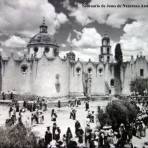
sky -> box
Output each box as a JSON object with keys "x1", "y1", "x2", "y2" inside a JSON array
[{"x1": 0, "y1": 0, "x2": 148, "y2": 61}]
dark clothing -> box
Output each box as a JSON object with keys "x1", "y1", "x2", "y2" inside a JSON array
[
  {"x1": 45, "y1": 131, "x2": 52, "y2": 145},
  {"x1": 67, "y1": 140, "x2": 77, "y2": 148},
  {"x1": 10, "y1": 92, "x2": 14, "y2": 100},
  {"x1": 70, "y1": 109, "x2": 76, "y2": 120},
  {"x1": 90, "y1": 140, "x2": 95, "y2": 148},
  {"x1": 75, "y1": 121, "x2": 81, "y2": 136},
  {"x1": 52, "y1": 126, "x2": 57, "y2": 140},
  {"x1": 85, "y1": 102, "x2": 89, "y2": 111},
  {"x1": 66, "y1": 129, "x2": 73, "y2": 145},
  {"x1": 85, "y1": 126, "x2": 92, "y2": 145},
  {"x1": 58, "y1": 101, "x2": 61, "y2": 108},
  {"x1": 55, "y1": 128, "x2": 61, "y2": 141},
  {"x1": 2, "y1": 92, "x2": 5, "y2": 100},
  {"x1": 51, "y1": 112, "x2": 57, "y2": 122},
  {"x1": 77, "y1": 128, "x2": 84, "y2": 143}
]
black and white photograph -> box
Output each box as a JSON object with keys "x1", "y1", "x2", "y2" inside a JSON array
[{"x1": 0, "y1": 0, "x2": 148, "y2": 147}]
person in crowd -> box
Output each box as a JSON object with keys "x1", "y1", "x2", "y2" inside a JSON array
[
  {"x1": 38, "y1": 110, "x2": 44, "y2": 124},
  {"x1": 45, "y1": 126, "x2": 52, "y2": 147},
  {"x1": 23, "y1": 100, "x2": 27, "y2": 108},
  {"x1": 99, "y1": 132, "x2": 105, "y2": 148},
  {"x1": 141, "y1": 121, "x2": 146, "y2": 137},
  {"x1": 67, "y1": 138, "x2": 77, "y2": 148},
  {"x1": 51, "y1": 109, "x2": 57, "y2": 122},
  {"x1": 58, "y1": 100, "x2": 61, "y2": 108},
  {"x1": 18, "y1": 109, "x2": 23, "y2": 124},
  {"x1": 77, "y1": 126, "x2": 84, "y2": 144},
  {"x1": 85, "y1": 123, "x2": 92, "y2": 147},
  {"x1": 62, "y1": 134, "x2": 66, "y2": 146},
  {"x1": 70, "y1": 108, "x2": 76, "y2": 120},
  {"x1": 85, "y1": 101, "x2": 89, "y2": 111},
  {"x1": 117, "y1": 123, "x2": 128, "y2": 148},
  {"x1": 52, "y1": 122, "x2": 57, "y2": 140},
  {"x1": 33, "y1": 101, "x2": 36, "y2": 111},
  {"x1": 54, "y1": 127, "x2": 61, "y2": 141},
  {"x1": 9, "y1": 106, "x2": 13, "y2": 117},
  {"x1": 77, "y1": 99, "x2": 81, "y2": 106},
  {"x1": 66, "y1": 127, "x2": 73, "y2": 146},
  {"x1": 10, "y1": 92, "x2": 14, "y2": 100},
  {"x1": 39, "y1": 100, "x2": 43, "y2": 110},
  {"x1": 2, "y1": 92, "x2": 5, "y2": 100},
  {"x1": 90, "y1": 111, "x2": 95, "y2": 123},
  {"x1": 75, "y1": 120, "x2": 81, "y2": 137},
  {"x1": 15, "y1": 101, "x2": 19, "y2": 112},
  {"x1": 94, "y1": 129, "x2": 99, "y2": 147}
]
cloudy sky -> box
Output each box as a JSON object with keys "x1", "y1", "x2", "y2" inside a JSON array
[{"x1": 0, "y1": 0, "x2": 148, "y2": 61}]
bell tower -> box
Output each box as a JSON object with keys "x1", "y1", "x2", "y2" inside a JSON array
[{"x1": 99, "y1": 34, "x2": 113, "y2": 63}]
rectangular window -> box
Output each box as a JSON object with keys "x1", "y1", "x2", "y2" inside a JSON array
[{"x1": 140, "y1": 69, "x2": 144, "y2": 77}]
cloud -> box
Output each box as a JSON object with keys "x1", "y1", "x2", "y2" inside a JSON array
[
  {"x1": 0, "y1": 0, "x2": 68, "y2": 37},
  {"x1": 2, "y1": 35, "x2": 26, "y2": 48},
  {"x1": 67, "y1": 0, "x2": 148, "y2": 28},
  {"x1": 120, "y1": 21, "x2": 148, "y2": 60},
  {"x1": 72, "y1": 28, "x2": 102, "y2": 48},
  {"x1": 70, "y1": 7, "x2": 93, "y2": 26},
  {"x1": 65, "y1": 0, "x2": 148, "y2": 61},
  {"x1": 61, "y1": 27, "x2": 116, "y2": 61}
]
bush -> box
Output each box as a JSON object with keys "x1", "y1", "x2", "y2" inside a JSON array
[
  {"x1": 98, "y1": 109, "x2": 112, "y2": 128},
  {"x1": 0, "y1": 123, "x2": 38, "y2": 148},
  {"x1": 97, "y1": 100, "x2": 138, "y2": 130}
]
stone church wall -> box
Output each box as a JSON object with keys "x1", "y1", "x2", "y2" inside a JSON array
[
  {"x1": 69, "y1": 61, "x2": 84, "y2": 97},
  {"x1": 2, "y1": 56, "x2": 31, "y2": 94},
  {"x1": 31, "y1": 55, "x2": 69, "y2": 97}
]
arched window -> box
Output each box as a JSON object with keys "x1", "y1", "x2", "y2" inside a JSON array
[
  {"x1": 88, "y1": 67, "x2": 92, "y2": 73},
  {"x1": 110, "y1": 79, "x2": 114, "y2": 86},
  {"x1": 34, "y1": 47, "x2": 38, "y2": 53},
  {"x1": 21, "y1": 64, "x2": 28, "y2": 74},
  {"x1": 99, "y1": 68, "x2": 103, "y2": 74},
  {"x1": 76, "y1": 67, "x2": 81, "y2": 73},
  {"x1": 45, "y1": 47, "x2": 50, "y2": 53}
]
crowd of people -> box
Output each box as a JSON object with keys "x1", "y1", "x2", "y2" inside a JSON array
[
  {"x1": 6, "y1": 97, "x2": 47, "y2": 127},
  {"x1": 2, "y1": 93, "x2": 148, "y2": 148}
]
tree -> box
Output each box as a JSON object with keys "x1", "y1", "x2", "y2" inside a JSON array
[
  {"x1": 106, "y1": 100, "x2": 138, "y2": 129},
  {"x1": 114, "y1": 43, "x2": 123, "y2": 95},
  {"x1": 97, "y1": 100, "x2": 138, "y2": 130},
  {"x1": 130, "y1": 78, "x2": 148, "y2": 95},
  {"x1": 115, "y1": 43, "x2": 123, "y2": 65}
]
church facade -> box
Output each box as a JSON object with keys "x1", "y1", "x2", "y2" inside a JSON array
[{"x1": 0, "y1": 20, "x2": 147, "y2": 98}]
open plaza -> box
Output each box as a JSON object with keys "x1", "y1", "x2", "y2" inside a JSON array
[{"x1": 0, "y1": 95, "x2": 148, "y2": 148}]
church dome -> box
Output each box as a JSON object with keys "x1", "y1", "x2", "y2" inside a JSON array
[
  {"x1": 28, "y1": 32, "x2": 57, "y2": 46},
  {"x1": 27, "y1": 18, "x2": 58, "y2": 47}
]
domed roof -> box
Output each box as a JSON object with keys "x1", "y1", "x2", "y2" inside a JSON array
[
  {"x1": 28, "y1": 32, "x2": 57, "y2": 45},
  {"x1": 67, "y1": 51, "x2": 75, "y2": 56},
  {"x1": 27, "y1": 18, "x2": 58, "y2": 47}
]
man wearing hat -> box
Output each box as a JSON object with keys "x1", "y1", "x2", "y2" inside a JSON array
[
  {"x1": 85, "y1": 123, "x2": 92, "y2": 147},
  {"x1": 45, "y1": 126, "x2": 52, "y2": 147}
]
